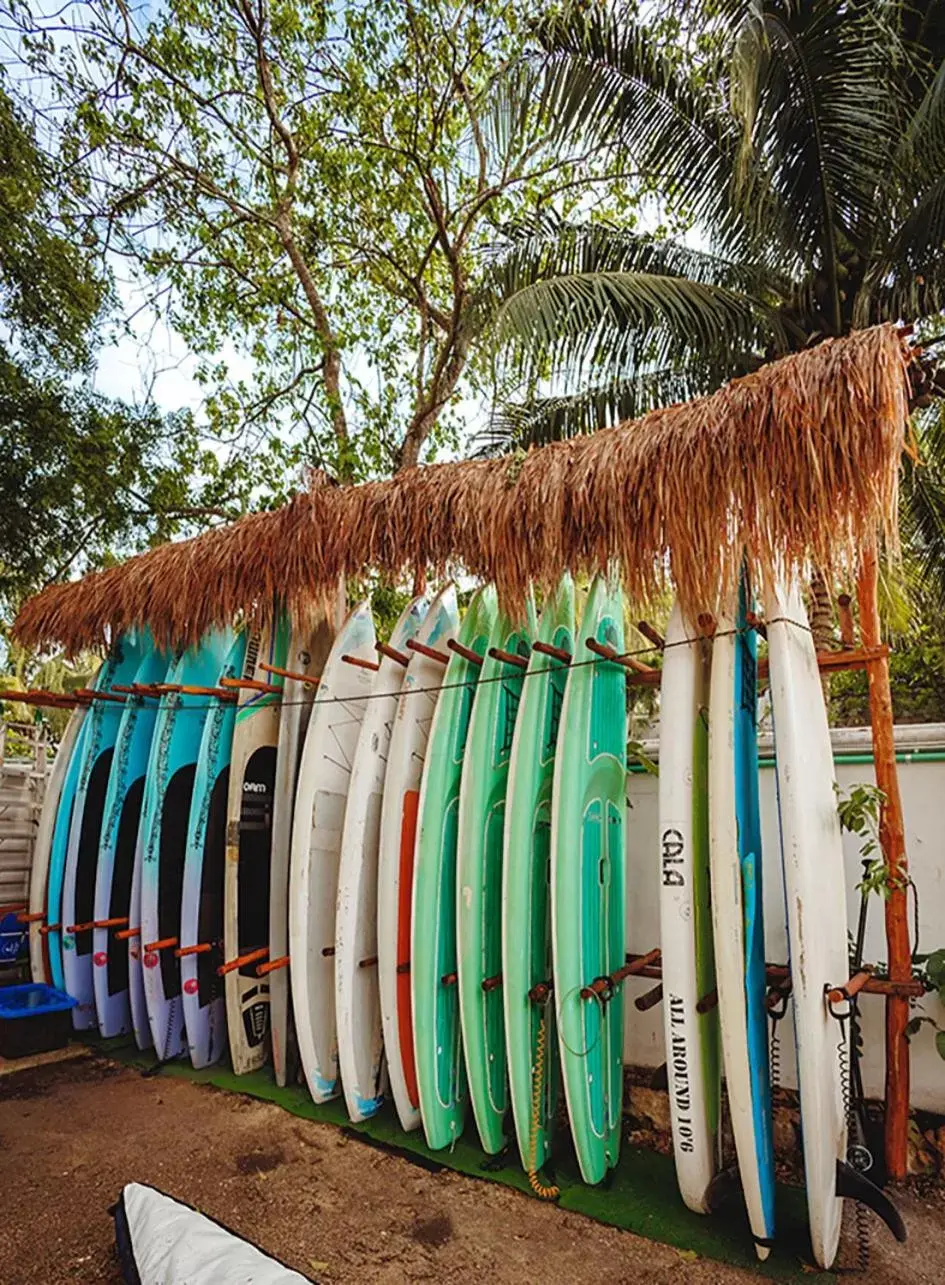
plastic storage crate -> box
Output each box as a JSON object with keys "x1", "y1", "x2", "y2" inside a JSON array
[{"x1": 0, "y1": 984, "x2": 77, "y2": 1058}]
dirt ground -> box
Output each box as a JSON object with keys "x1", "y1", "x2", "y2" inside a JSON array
[{"x1": 1, "y1": 1050, "x2": 943, "y2": 1284}]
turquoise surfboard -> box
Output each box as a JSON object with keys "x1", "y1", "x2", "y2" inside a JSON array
[
  {"x1": 503, "y1": 574, "x2": 574, "y2": 1172},
  {"x1": 456, "y1": 596, "x2": 535, "y2": 1153},
  {"x1": 62, "y1": 632, "x2": 149, "y2": 1028},
  {"x1": 139, "y1": 629, "x2": 234, "y2": 1060},
  {"x1": 180, "y1": 631, "x2": 247, "y2": 1069},
  {"x1": 46, "y1": 677, "x2": 98, "y2": 991},
  {"x1": 551, "y1": 575, "x2": 627, "y2": 1184},
  {"x1": 413, "y1": 586, "x2": 497, "y2": 1150},
  {"x1": 93, "y1": 646, "x2": 172, "y2": 1037}
]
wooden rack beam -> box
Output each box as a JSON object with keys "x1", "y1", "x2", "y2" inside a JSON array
[{"x1": 619, "y1": 952, "x2": 924, "y2": 1000}]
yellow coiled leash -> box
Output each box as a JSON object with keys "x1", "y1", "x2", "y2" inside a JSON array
[{"x1": 527, "y1": 1014, "x2": 560, "y2": 1200}]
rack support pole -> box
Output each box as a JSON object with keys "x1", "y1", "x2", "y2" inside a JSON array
[{"x1": 857, "y1": 542, "x2": 910, "y2": 1181}]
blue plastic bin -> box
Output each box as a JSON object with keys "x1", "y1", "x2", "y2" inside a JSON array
[{"x1": 0, "y1": 983, "x2": 77, "y2": 1058}]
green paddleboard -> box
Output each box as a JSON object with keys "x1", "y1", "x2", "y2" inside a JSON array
[
  {"x1": 412, "y1": 586, "x2": 497, "y2": 1150},
  {"x1": 502, "y1": 574, "x2": 574, "y2": 1172},
  {"x1": 551, "y1": 573, "x2": 627, "y2": 1185},
  {"x1": 456, "y1": 596, "x2": 536, "y2": 1154}
]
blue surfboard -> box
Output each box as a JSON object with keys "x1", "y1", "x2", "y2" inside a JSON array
[
  {"x1": 46, "y1": 693, "x2": 96, "y2": 992},
  {"x1": 733, "y1": 577, "x2": 776, "y2": 1246},
  {"x1": 139, "y1": 630, "x2": 235, "y2": 1060},
  {"x1": 93, "y1": 647, "x2": 172, "y2": 1037},
  {"x1": 61, "y1": 633, "x2": 150, "y2": 1027},
  {"x1": 180, "y1": 632, "x2": 247, "y2": 1068}
]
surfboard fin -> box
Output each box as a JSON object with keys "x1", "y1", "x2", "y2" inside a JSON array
[
  {"x1": 836, "y1": 1160, "x2": 907, "y2": 1242},
  {"x1": 704, "y1": 1164, "x2": 740, "y2": 1212}
]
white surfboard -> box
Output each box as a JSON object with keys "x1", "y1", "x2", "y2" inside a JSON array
[
  {"x1": 28, "y1": 706, "x2": 86, "y2": 983},
  {"x1": 658, "y1": 603, "x2": 721, "y2": 1213},
  {"x1": 766, "y1": 579, "x2": 847, "y2": 1270},
  {"x1": 270, "y1": 609, "x2": 339, "y2": 1089},
  {"x1": 377, "y1": 586, "x2": 458, "y2": 1132},
  {"x1": 290, "y1": 601, "x2": 375, "y2": 1103},
  {"x1": 335, "y1": 596, "x2": 427, "y2": 1121}
]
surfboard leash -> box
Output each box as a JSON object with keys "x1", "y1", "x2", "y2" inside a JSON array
[
  {"x1": 827, "y1": 953, "x2": 875, "y2": 1274},
  {"x1": 527, "y1": 998, "x2": 560, "y2": 1201}
]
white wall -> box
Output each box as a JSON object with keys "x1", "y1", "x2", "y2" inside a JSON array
[{"x1": 622, "y1": 726, "x2": 945, "y2": 1114}]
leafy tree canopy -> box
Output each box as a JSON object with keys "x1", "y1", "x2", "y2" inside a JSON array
[
  {"x1": 7, "y1": 0, "x2": 629, "y2": 481},
  {"x1": 0, "y1": 79, "x2": 290, "y2": 620}
]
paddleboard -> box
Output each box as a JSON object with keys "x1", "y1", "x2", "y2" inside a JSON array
[
  {"x1": 457, "y1": 598, "x2": 535, "y2": 1153},
  {"x1": 180, "y1": 632, "x2": 247, "y2": 1068},
  {"x1": 659, "y1": 603, "x2": 721, "y2": 1212},
  {"x1": 47, "y1": 697, "x2": 96, "y2": 993},
  {"x1": 224, "y1": 618, "x2": 290, "y2": 1075},
  {"x1": 62, "y1": 634, "x2": 147, "y2": 1028},
  {"x1": 766, "y1": 579, "x2": 847, "y2": 1269},
  {"x1": 378, "y1": 585, "x2": 458, "y2": 1133},
  {"x1": 503, "y1": 575, "x2": 574, "y2": 1172},
  {"x1": 336, "y1": 596, "x2": 427, "y2": 1121},
  {"x1": 93, "y1": 648, "x2": 171, "y2": 1037},
  {"x1": 290, "y1": 601, "x2": 375, "y2": 1103},
  {"x1": 413, "y1": 586, "x2": 497, "y2": 1150},
  {"x1": 140, "y1": 630, "x2": 234, "y2": 1060},
  {"x1": 551, "y1": 574, "x2": 627, "y2": 1184},
  {"x1": 127, "y1": 837, "x2": 151, "y2": 1051},
  {"x1": 29, "y1": 704, "x2": 86, "y2": 984},
  {"x1": 708, "y1": 580, "x2": 775, "y2": 1256},
  {"x1": 270, "y1": 611, "x2": 339, "y2": 1088}
]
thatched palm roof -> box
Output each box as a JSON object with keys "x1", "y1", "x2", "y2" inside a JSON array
[{"x1": 14, "y1": 324, "x2": 911, "y2": 653}]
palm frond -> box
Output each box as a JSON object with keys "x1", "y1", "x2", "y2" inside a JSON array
[
  {"x1": 897, "y1": 52, "x2": 945, "y2": 206},
  {"x1": 857, "y1": 176, "x2": 945, "y2": 324},
  {"x1": 525, "y1": 5, "x2": 778, "y2": 262},
  {"x1": 477, "y1": 366, "x2": 726, "y2": 455},
  {"x1": 488, "y1": 267, "x2": 778, "y2": 392},
  {"x1": 901, "y1": 401, "x2": 945, "y2": 610},
  {"x1": 486, "y1": 214, "x2": 788, "y2": 297},
  {"x1": 735, "y1": 2, "x2": 900, "y2": 288}
]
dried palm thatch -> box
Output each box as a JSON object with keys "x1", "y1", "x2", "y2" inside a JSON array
[{"x1": 15, "y1": 324, "x2": 911, "y2": 653}]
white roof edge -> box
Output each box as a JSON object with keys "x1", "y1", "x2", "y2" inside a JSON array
[{"x1": 636, "y1": 722, "x2": 945, "y2": 761}]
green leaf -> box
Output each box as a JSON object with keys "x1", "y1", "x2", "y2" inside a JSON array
[{"x1": 936, "y1": 1031, "x2": 945, "y2": 1061}]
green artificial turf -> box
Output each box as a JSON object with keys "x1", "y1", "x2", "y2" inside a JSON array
[{"x1": 88, "y1": 1035, "x2": 828, "y2": 1282}]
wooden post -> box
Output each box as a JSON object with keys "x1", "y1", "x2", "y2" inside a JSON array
[{"x1": 856, "y1": 542, "x2": 910, "y2": 1181}]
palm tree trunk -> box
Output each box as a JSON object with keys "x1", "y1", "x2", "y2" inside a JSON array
[{"x1": 808, "y1": 567, "x2": 836, "y2": 706}]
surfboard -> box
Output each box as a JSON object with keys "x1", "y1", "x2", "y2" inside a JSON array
[
  {"x1": 270, "y1": 612, "x2": 339, "y2": 1089},
  {"x1": 127, "y1": 837, "x2": 151, "y2": 1051},
  {"x1": 413, "y1": 585, "x2": 497, "y2": 1150},
  {"x1": 224, "y1": 619, "x2": 290, "y2": 1075},
  {"x1": 29, "y1": 704, "x2": 86, "y2": 984},
  {"x1": 62, "y1": 633, "x2": 147, "y2": 1028},
  {"x1": 551, "y1": 574, "x2": 627, "y2": 1185},
  {"x1": 180, "y1": 632, "x2": 247, "y2": 1069},
  {"x1": 47, "y1": 697, "x2": 97, "y2": 993},
  {"x1": 140, "y1": 630, "x2": 235, "y2": 1060},
  {"x1": 503, "y1": 575, "x2": 574, "y2": 1173},
  {"x1": 290, "y1": 601, "x2": 375, "y2": 1103},
  {"x1": 336, "y1": 596, "x2": 427, "y2": 1121},
  {"x1": 377, "y1": 585, "x2": 458, "y2": 1133},
  {"x1": 457, "y1": 598, "x2": 535, "y2": 1154},
  {"x1": 47, "y1": 697, "x2": 96, "y2": 994},
  {"x1": 93, "y1": 648, "x2": 171, "y2": 1038},
  {"x1": 708, "y1": 580, "x2": 775, "y2": 1257},
  {"x1": 766, "y1": 579, "x2": 847, "y2": 1269},
  {"x1": 659, "y1": 603, "x2": 721, "y2": 1213}
]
